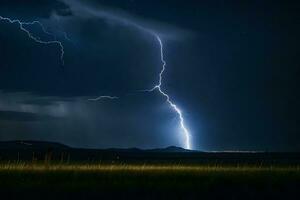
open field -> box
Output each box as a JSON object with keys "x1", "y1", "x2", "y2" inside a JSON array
[
  {"x1": 1, "y1": 163, "x2": 300, "y2": 199},
  {"x1": 1, "y1": 142, "x2": 300, "y2": 199}
]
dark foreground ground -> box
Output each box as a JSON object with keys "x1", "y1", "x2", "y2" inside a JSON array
[
  {"x1": 0, "y1": 141, "x2": 300, "y2": 200},
  {"x1": 1, "y1": 164, "x2": 300, "y2": 200}
]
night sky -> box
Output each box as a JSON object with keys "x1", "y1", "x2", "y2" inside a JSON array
[{"x1": 0, "y1": 0, "x2": 299, "y2": 151}]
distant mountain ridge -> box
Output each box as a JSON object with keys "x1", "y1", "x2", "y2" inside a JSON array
[
  {"x1": 0, "y1": 140, "x2": 190, "y2": 152},
  {"x1": 0, "y1": 140, "x2": 70, "y2": 150},
  {"x1": 148, "y1": 146, "x2": 192, "y2": 152}
]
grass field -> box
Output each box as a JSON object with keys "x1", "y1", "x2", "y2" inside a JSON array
[{"x1": 0, "y1": 163, "x2": 300, "y2": 199}]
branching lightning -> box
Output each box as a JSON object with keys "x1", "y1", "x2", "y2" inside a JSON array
[
  {"x1": 87, "y1": 33, "x2": 192, "y2": 149},
  {"x1": 145, "y1": 34, "x2": 191, "y2": 150},
  {"x1": 0, "y1": 16, "x2": 65, "y2": 65}
]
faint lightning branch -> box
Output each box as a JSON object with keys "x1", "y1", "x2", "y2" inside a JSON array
[
  {"x1": 146, "y1": 34, "x2": 191, "y2": 150},
  {"x1": 62, "y1": 32, "x2": 72, "y2": 42},
  {"x1": 0, "y1": 16, "x2": 65, "y2": 65},
  {"x1": 88, "y1": 96, "x2": 119, "y2": 101},
  {"x1": 55, "y1": 30, "x2": 72, "y2": 42}
]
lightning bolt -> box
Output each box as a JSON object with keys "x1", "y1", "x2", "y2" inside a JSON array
[
  {"x1": 144, "y1": 34, "x2": 192, "y2": 150},
  {"x1": 85, "y1": 30, "x2": 192, "y2": 149},
  {"x1": 0, "y1": 16, "x2": 65, "y2": 65},
  {"x1": 88, "y1": 96, "x2": 119, "y2": 101},
  {"x1": 60, "y1": 0, "x2": 192, "y2": 148}
]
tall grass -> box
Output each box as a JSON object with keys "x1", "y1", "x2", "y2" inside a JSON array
[
  {"x1": 0, "y1": 162, "x2": 299, "y2": 172},
  {"x1": 0, "y1": 163, "x2": 299, "y2": 199}
]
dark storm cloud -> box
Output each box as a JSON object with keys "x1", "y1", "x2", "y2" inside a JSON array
[
  {"x1": 60, "y1": 0, "x2": 192, "y2": 40},
  {"x1": 0, "y1": 12, "x2": 158, "y2": 96},
  {"x1": 0, "y1": 0, "x2": 187, "y2": 148},
  {"x1": 0, "y1": 0, "x2": 71, "y2": 19},
  {"x1": 0, "y1": 111, "x2": 59, "y2": 122},
  {"x1": 19, "y1": 97, "x2": 73, "y2": 106},
  {"x1": 20, "y1": 99, "x2": 60, "y2": 107},
  {"x1": 0, "y1": 0, "x2": 190, "y2": 97},
  {"x1": 0, "y1": 91, "x2": 184, "y2": 148}
]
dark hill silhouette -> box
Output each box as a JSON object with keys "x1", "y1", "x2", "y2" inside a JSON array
[
  {"x1": 0, "y1": 140, "x2": 69, "y2": 150},
  {"x1": 0, "y1": 141, "x2": 190, "y2": 153},
  {"x1": 148, "y1": 146, "x2": 192, "y2": 153}
]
